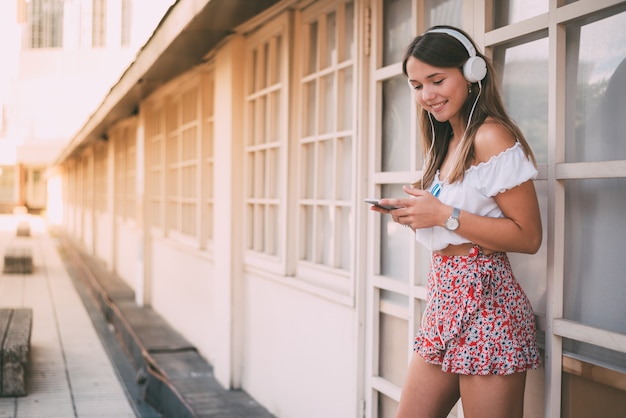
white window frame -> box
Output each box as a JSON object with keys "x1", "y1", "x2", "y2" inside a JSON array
[
  {"x1": 485, "y1": 0, "x2": 626, "y2": 415},
  {"x1": 112, "y1": 120, "x2": 137, "y2": 225},
  {"x1": 292, "y1": 0, "x2": 359, "y2": 301},
  {"x1": 162, "y1": 76, "x2": 203, "y2": 247},
  {"x1": 145, "y1": 101, "x2": 166, "y2": 232},
  {"x1": 242, "y1": 12, "x2": 291, "y2": 274}
]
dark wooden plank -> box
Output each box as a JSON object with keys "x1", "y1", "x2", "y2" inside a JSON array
[
  {"x1": 147, "y1": 351, "x2": 274, "y2": 418},
  {"x1": 115, "y1": 301, "x2": 193, "y2": 352},
  {"x1": 1, "y1": 308, "x2": 33, "y2": 397}
]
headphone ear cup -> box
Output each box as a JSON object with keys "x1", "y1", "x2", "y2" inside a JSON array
[{"x1": 463, "y1": 56, "x2": 487, "y2": 83}]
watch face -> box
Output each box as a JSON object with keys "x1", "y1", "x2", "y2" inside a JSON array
[{"x1": 445, "y1": 217, "x2": 459, "y2": 231}]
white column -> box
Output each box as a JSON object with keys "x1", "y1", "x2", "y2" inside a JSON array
[{"x1": 212, "y1": 34, "x2": 245, "y2": 389}]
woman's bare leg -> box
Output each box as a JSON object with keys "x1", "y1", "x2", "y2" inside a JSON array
[
  {"x1": 395, "y1": 353, "x2": 460, "y2": 418},
  {"x1": 459, "y1": 372, "x2": 527, "y2": 418}
]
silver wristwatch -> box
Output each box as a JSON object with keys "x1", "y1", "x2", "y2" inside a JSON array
[{"x1": 445, "y1": 207, "x2": 460, "y2": 231}]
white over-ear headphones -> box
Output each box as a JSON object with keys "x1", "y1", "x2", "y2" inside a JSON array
[{"x1": 427, "y1": 28, "x2": 487, "y2": 83}]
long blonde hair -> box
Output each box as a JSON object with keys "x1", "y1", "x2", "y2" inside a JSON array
[{"x1": 402, "y1": 26, "x2": 536, "y2": 189}]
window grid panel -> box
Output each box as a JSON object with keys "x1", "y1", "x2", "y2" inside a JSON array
[
  {"x1": 162, "y1": 83, "x2": 202, "y2": 239},
  {"x1": 298, "y1": 1, "x2": 355, "y2": 272},
  {"x1": 94, "y1": 144, "x2": 107, "y2": 213},
  {"x1": 114, "y1": 134, "x2": 126, "y2": 220},
  {"x1": 244, "y1": 29, "x2": 285, "y2": 257},
  {"x1": 125, "y1": 128, "x2": 136, "y2": 221},
  {"x1": 147, "y1": 106, "x2": 164, "y2": 228},
  {"x1": 82, "y1": 158, "x2": 92, "y2": 211},
  {"x1": 28, "y1": 0, "x2": 64, "y2": 48},
  {"x1": 369, "y1": 1, "x2": 466, "y2": 415},
  {"x1": 203, "y1": 72, "x2": 215, "y2": 243},
  {"x1": 92, "y1": 0, "x2": 106, "y2": 47}
]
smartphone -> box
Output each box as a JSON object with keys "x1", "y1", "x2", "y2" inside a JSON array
[{"x1": 364, "y1": 198, "x2": 402, "y2": 211}]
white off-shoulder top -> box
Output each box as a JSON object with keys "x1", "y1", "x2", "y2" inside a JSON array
[{"x1": 415, "y1": 142, "x2": 537, "y2": 251}]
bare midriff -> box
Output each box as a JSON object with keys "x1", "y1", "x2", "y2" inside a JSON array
[{"x1": 435, "y1": 242, "x2": 496, "y2": 256}]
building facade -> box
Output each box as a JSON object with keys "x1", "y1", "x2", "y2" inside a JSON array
[
  {"x1": 0, "y1": 0, "x2": 173, "y2": 212},
  {"x1": 51, "y1": 0, "x2": 626, "y2": 417}
]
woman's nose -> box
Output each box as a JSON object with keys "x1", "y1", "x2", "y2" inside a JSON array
[{"x1": 421, "y1": 84, "x2": 435, "y2": 101}]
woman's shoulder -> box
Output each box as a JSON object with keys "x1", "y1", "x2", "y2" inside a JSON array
[{"x1": 473, "y1": 118, "x2": 517, "y2": 164}]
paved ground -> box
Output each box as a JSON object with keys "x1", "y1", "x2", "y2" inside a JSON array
[
  {"x1": 0, "y1": 214, "x2": 148, "y2": 417},
  {"x1": 0, "y1": 214, "x2": 274, "y2": 418}
]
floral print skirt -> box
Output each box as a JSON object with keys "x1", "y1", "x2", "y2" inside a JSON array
[{"x1": 414, "y1": 245, "x2": 541, "y2": 375}]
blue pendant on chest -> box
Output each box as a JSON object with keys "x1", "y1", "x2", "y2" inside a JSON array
[{"x1": 431, "y1": 182, "x2": 441, "y2": 198}]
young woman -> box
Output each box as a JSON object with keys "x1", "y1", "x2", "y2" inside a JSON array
[{"x1": 371, "y1": 26, "x2": 542, "y2": 418}]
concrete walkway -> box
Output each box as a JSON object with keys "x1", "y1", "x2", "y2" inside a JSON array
[{"x1": 0, "y1": 214, "x2": 138, "y2": 418}]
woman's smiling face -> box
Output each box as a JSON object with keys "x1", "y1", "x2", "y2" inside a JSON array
[{"x1": 405, "y1": 56, "x2": 469, "y2": 125}]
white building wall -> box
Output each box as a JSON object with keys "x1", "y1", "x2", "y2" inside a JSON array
[
  {"x1": 95, "y1": 212, "x2": 114, "y2": 266},
  {"x1": 241, "y1": 275, "x2": 359, "y2": 418},
  {"x1": 115, "y1": 223, "x2": 139, "y2": 290},
  {"x1": 150, "y1": 239, "x2": 216, "y2": 362}
]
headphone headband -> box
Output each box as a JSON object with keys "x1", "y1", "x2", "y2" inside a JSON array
[
  {"x1": 425, "y1": 27, "x2": 487, "y2": 83},
  {"x1": 427, "y1": 28, "x2": 477, "y2": 58}
]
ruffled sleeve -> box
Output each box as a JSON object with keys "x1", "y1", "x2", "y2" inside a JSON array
[{"x1": 471, "y1": 142, "x2": 538, "y2": 197}]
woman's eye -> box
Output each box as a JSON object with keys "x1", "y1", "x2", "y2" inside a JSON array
[
  {"x1": 412, "y1": 84, "x2": 422, "y2": 90},
  {"x1": 433, "y1": 79, "x2": 443, "y2": 85}
]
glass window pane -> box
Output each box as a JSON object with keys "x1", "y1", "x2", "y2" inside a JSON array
[
  {"x1": 494, "y1": 0, "x2": 548, "y2": 28},
  {"x1": 378, "y1": 392, "x2": 399, "y2": 418},
  {"x1": 379, "y1": 310, "x2": 409, "y2": 386},
  {"x1": 255, "y1": 205, "x2": 265, "y2": 251},
  {"x1": 256, "y1": 150, "x2": 265, "y2": 197},
  {"x1": 338, "y1": 136, "x2": 352, "y2": 200},
  {"x1": 320, "y1": 139, "x2": 333, "y2": 199},
  {"x1": 322, "y1": 74, "x2": 336, "y2": 133},
  {"x1": 263, "y1": 42, "x2": 270, "y2": 89},
  {"x1": 342, "y1": 2, "x2": 355, "y2": 61},
  {"x1": 424, "y1": 0, "x2": 462, "y2": 27},
  {"x1": 268, "y1": 148, "x2": 278, "y2": 198},
  {"x1": 320, "y1": 206, "x2": 331, "y2": 265},
  {"x1": 383, "y1": 0, "x2": 412, "y2": 67},
  {"x1": 301, "y1": 205, "x2": 313, "y2": 261},
  {"x1": 380, "y1": 184, "x2": 411, "y2": 280},
  {"x1": 498, "y1": 37, "x2": 549, "y2": 164},
  {"x1": 508, "y1": 180, "x2": 547, "y2": 316},
  {"x1": 323, "y1": 11, "x2": 337, "y2": 68},
  {"x1": 565, "y1": 8, "x2": 626, "y2": 163},
  {"x1": 269, "y1": 91, "x2": 280, "y2": 142},
  {"x1": 563, "y1": 178, "x2": 626, "y2": 338},
  {"x1": 308, "y1": 21, "x2": 318, "y2": 74},
  {"x1": 257, "y1": 96, "x2": 266, "y2": 145},
  {"x1": 382, "y1": 76, "x2": 411, "y2": 172},
  {"x1": 272, "y1": 35, "x2": 282, "y2": 84},
  {"x1": 339, "y1": 67, "x2": 353, "y2": 130},
  {"x1": 301, "y1": 142, "x2": 314, "y2": 198},
  {"x1": 266, "y1": 204, "x2": 278, "y2": 255},
  {"x1": 250, "y1": 50, "x2": 258, "y2": 93},
  {"x1": 562, "y1": 339, "x2": 626, "y2": 386},
  {"x1": 340, "y1": 206, "x2": 351, "y2": 269},
  {"x1": 305, "y1": 81, "x2": 317, "y2": 136}
]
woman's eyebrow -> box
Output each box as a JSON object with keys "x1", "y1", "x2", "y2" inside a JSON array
[{"x1": 408, "y1": 72, "x2": 446, "y2": 83}]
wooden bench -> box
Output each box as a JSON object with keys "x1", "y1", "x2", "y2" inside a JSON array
[
  {"x1": 0, "y1": 308, "x2": 33, "y2": 397},
  {"x1": 3, "y1": 246, "x2": 33, "y2": 274}
]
